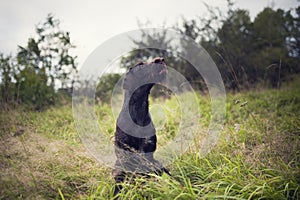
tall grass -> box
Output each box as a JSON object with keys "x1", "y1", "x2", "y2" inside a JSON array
[{"x1": 0, "y1": 79, "x2": 299, "y2": 199}]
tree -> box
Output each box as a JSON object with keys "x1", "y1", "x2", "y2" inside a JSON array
[
  {"x1": 252, "y1": 8, "x2": 291, "y2": 86},
  {"x1": 0, "y1": 14, "x2": 77, "y2": 110},
  {"x1": 120, "y1": 28, "x2": 174, "y2": 69},
  {"x1": 179, "y1": 2, "x2": 300, "y2": 89},
  {"x1": 17, "y1": 14, "x2": 77, "y2": 89},
  {"x1": 120, "y1": 26, "x2": 207, "y2": 92},
  {"x1": 0, "y1": 54, "x2": 16, "y2": 106},
  {"x1": 216, "y1": 9, "x2": 253, "y2": 88},
  {"x1": 96, "y1": 73, "x2": 121, "y2": 104},
  {"x1": 285, "y1": 6, "x2": 300, "y2": 72},
  {"x1": 290, "y1": 6, "x2": 300, "y2": 58}
]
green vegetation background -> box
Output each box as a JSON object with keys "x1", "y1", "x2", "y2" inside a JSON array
[{"x1": 0, "y1": 1, "x2": 299, "y2": 199}]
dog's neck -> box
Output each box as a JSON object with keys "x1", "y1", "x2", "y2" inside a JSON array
[{"x1": 123, "y1": 84, "x2": 154, "y2": 126}]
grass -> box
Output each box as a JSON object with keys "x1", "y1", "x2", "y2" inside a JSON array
[{"x1": 0, "y1": 78, "x2": 299, "y2": 199}]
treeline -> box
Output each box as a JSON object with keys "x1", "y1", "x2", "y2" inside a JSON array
[
  {"x1": 202, "y1": 5, "x2": 300, "y2": 89},
  {"x1": 121, "y1": 3, "x2": 300, "y2": 91},
  {"x1": 1, "y1": 2, "x2": 300, "y2": 109}
]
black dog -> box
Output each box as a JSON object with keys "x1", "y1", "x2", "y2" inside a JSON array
[{"x1": 112, "y1": 57, "x2": 170, "y2": 196}]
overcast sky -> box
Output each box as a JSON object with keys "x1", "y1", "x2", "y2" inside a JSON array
[{"x1": 0, "y1": 0, "x2": 298, "y2": 66}]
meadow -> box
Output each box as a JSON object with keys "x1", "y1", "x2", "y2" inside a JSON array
[{"x1": 0, "y1": 78, "x2": 299, "y2": 199}]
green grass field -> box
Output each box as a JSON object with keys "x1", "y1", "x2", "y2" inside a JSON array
[{"x1": 1, "y1": 79, "x2": 299, "y2": 199}]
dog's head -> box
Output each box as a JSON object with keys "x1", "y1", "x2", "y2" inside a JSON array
[{"x1": 123, "y1": 57, "x2": 167, "y2": 91}]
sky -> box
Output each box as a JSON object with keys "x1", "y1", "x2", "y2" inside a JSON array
[{"x1": 0, "y1": 0, "x2": 299, "y2": 67}]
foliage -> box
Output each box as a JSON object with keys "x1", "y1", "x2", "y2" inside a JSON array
[
  {"x1": 182, "y1": 3, "x2": 300, "y2": 90},
  {"x1": 0, "y1": 14, "x2": 77, "y2": 110},
  {"x1": 0, "y1": 54, "x2": 17, "y2": 106},
  {"x1": 120, "y1": 29, "x2": 205, "y2": 92},
  {"x1": 2, "y1": 4, "x2": 300, "y2": 109},
  {"x1": 121, "y1": 2, "x2": 300, "y2": 91},
  {"x1": 96, "y1": 73, "x2": 122, "y2": 104}
]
